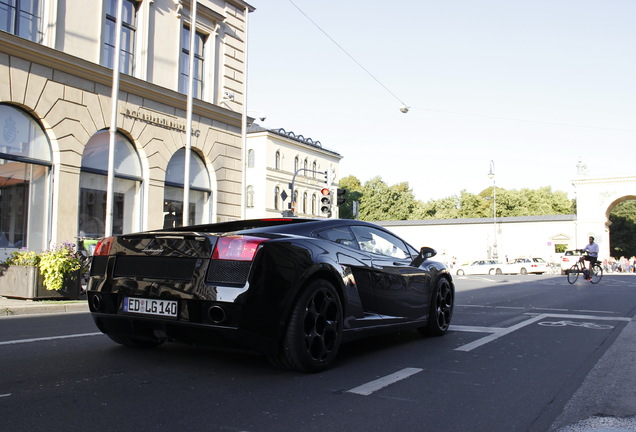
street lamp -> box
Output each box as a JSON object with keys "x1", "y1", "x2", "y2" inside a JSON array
[{"x1": 488, "y1": 160, "x2": 498, "y2": 259}]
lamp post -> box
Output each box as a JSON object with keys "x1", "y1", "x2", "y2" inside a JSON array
[{"x1": 488, "y1": 160, "x2": 498, "y2": 259}]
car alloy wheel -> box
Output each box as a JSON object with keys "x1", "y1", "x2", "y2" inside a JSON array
[
  {"x1": 277, "y1": 280, "x2": 343, "y2": 372},
  {"x1": 422, "y1": 278, "x2": 454, "y2": 336}
]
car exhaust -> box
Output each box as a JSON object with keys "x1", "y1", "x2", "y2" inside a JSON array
[
  {"x1": 91, "y1": 294, "x2": 102, "y2": 311},
  {"x1": 208, "y1": 305, "x2": 226, "y2": 324}
]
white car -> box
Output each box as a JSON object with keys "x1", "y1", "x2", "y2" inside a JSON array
[
  {"x1": 505, "y1": 257, "x2": 550, "y2": 275},
  {"x1": 455, "y1": 259, "x2": 505, "y2": 276},
  {"x1": 560, "y1": 249, "x2": 582, "y2": 274}
]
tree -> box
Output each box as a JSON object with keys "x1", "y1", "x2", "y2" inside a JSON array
[
  {"x1": 341, "y1": 175, "x2": 576, "y2": 222},
  {"x1": 610, "y1": 200, "x2": 636, "y2": 257},
  {"x1": 337, "y1": 175, "x2": 363, "y2": 219},
  {"x1": 358, "y1": 177, "x2": 418, "y2": 221}
]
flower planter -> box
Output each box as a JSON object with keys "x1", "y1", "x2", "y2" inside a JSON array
[{"x1": 0, "y1": 265, "x2": 81, "y2": 300}]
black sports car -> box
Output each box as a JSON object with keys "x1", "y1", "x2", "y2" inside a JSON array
[{"x1": 87, "y1": 218, "x2": 454, "y2": 372}]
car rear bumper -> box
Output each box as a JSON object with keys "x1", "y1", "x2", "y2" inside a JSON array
[{"x1": 87, "y1": 291, "x2": 277, "y2": 355}]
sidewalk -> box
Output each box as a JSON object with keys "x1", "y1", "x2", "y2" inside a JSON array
[{"x1": 0, "y1": 295, "x2": 89, "y2": 317}]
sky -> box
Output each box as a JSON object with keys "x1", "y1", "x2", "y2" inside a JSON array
[{"x1": 245, "y1": 0, "x2": 636, "y2": 201}]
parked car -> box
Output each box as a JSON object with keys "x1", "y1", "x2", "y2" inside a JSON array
[
  {"x1": 86, "y1": 218, "x2": 454, "y2": 372},
  {"x1": 505, "y1": 257, "x2": 550, "y2": 275},
  {"x1": 455, "y1": 259, "x2": 505, "y2": 275},
  {"x1": 560, "y1": 249, "x2": 583, "y2": 274}
]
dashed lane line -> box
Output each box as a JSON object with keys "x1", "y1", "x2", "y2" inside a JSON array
[
  {"x1": 347, "y1": 368, "x2": 423, "y2": 396},
  {"x1": 0, "y1": 332, "x2": 103, "y2": 346}
]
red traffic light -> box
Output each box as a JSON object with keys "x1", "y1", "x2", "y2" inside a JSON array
[{"x1": 320, "y1": 188, "x2": 331, "y2": 196}]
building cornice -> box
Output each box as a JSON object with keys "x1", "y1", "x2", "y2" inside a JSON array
[
  {"x1": 572, "y1": 176, "x2": 636, "y2": 186},
  {"x1": 0, "y1": 31, "x2": 242, "y2": 127}
]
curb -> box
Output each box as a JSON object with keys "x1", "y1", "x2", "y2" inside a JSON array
[{"x1": 0, "y1": 300, "x2": 89, "y2": 317}]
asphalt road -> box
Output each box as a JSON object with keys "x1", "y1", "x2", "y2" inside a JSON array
[{"x1": 1, "y1": 274, "x2": 635, "y2": 432}]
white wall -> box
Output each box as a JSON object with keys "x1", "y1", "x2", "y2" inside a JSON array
[{"x1": 378, "y1": 216, "x2": 578, "y2": 266}]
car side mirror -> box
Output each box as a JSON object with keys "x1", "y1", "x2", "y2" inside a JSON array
[{"x1": 411, "y1": 246, "x2": 437, "y2": 267}]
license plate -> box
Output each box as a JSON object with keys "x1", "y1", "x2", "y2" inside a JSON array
[{"x1": 123, "y1": 297, "x2": 178, "y2": 318}]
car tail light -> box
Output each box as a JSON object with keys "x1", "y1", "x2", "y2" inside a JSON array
[
  {"x1": 94, "y1": 237, "x2": 115, "y2": 256},
  {"x1": 211, "y1": 236, "x2": 267, "y2": 261}
]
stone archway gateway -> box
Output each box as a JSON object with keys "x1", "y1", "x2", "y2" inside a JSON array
[{"x1": 573, "y1": 176, "x2": 636, "y2": 260}]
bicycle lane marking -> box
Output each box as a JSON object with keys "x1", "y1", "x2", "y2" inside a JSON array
[{"x1": 453, "y1": 313, "x2": 632, "y2": 352}]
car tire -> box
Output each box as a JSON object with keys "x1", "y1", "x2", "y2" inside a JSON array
[
  {"x1": 496, "y1": 268, "x2": 503, "y2": 275},
  {"x1": 456, "y1": 269, "x2": 464, "y2": 276},
  {"x1": 107, "y1": 334, "x2": 164, "y2": 348},
  {"x1": 420, "y1": 277, "x2": 454, "y2": 337},
  {"x1": 273, "y1": 279, "x2": 343, "y2": 373},
  {"x1": 520, "y1": 268, "x2": 528, "y2": 275}
]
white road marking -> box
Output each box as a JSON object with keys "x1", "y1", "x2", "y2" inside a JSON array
[
  {"x1": 347, "y1": 368, "x2": 423, "y2": 396},
  {"x1": 450, "y1": 325, "x2": 503, "y2": 333},
  {"x1": 453, "y1": 313, "x2": 632, "y2": 352},
  {"x1": 0, "y1": 332, "x2": 103, "y2": 346}
]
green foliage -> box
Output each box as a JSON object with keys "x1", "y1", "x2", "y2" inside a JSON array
[
  {"x1": 609, "y1": 201, "x2": 636, "y2": 257},
  {"x1": 358, "y1": 176, "x2": 418, "y2": 221},
  {"x1": 3, "y1": 243, "x2": 82, "y2": 291},
  {"x1": 341, "y1": 175, "x2": 576, "y2": 222},
  {"x1": 3, "y1": 249, "x2": 40, "y2": 267},
  {"x1": 38, "y1": 243, "x2": 82, "y2": 291},
  {"x1": 338, "y1": 175, "x2": 363, "y2": 219}
]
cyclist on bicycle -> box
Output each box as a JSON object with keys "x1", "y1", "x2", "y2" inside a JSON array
[{"x1": 579, "y1": 236, "x2": 599, "y2": 281}]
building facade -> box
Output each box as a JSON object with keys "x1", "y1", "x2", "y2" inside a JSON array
[
  {"x1": 0, "y1": 0, "x2": 254, "y2": 257},
  {"x1": 245, "y1": 124, "x2": 342, "y2": 219}
]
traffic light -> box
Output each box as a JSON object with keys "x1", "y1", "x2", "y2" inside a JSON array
[
  {"x1": 320, "y1": 188, "x2": 331, "y2": 215},
  {"x1": 336, "y1": 188, "x2": 347, "y2": 205}
]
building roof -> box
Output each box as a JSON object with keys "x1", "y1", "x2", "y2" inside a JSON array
[
  {"x1": 247, "y1": 124, "x2": 342, "y2": 157},
  {"x1": 377, "y1": 214, "x2": 577, "y2": 227}
]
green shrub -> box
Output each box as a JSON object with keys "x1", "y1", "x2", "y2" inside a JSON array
[{"x1": 3, "y1": 242, "x2": 82, "y2": 291}]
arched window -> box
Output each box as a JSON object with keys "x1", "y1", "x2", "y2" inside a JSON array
[
  {"x1": 312, "y1": 194, "x2": 317, "y2": 215},
  {"x1": 0, "y1": 104, "x2": 52, "y2": 251},
  {"x1": 274, "y1": 186, "x2": 280, "y2": 210},
  {"x1": 246, "y1": 185, "x2": 254, "y2": 208},
  {"x1": 79, "y1": 130, "x2": 142, "y2": 238},
  {"x1": 275, "y1": 151, "x2": 281, "y2": 170},
  {"x1": 294, "y1": 156, "x2": 299, "y2": 173},
  {"x1": 247, "y1": 149, "x2": 255, "y2": 168},
  {"x1": 163, "y1": 149, "x2": 211, "y2": 228},
  {"x1": 312, "y1": 161, "x2": 317, "y2": 178},
  {"x1": 302, "y1": 192, "x2": 307, "y2": 214},
  {"x1": 303, "y1": 158, "x2": 308, "y2": 173}
]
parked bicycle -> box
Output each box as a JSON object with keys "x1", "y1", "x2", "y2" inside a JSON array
[
  {"x1": 75, "y1": 236, "x2": 100, "y2": 290},
  {"x1": 566, "y1": 250, "x2": 603, "y2": 284}
]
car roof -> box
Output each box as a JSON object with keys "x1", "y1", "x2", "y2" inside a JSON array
[{"x1": 154, "y1": 217, "x2": 392, "y2": 238}]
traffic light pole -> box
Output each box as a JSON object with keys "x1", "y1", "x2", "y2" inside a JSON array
[{"x1": 282, "y1": 168, "x2": 329, "y2": 217}]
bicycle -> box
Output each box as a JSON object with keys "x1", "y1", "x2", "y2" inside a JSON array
[{"x1": 566, "y1": 251, "x2": 603, "y2": 284}]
